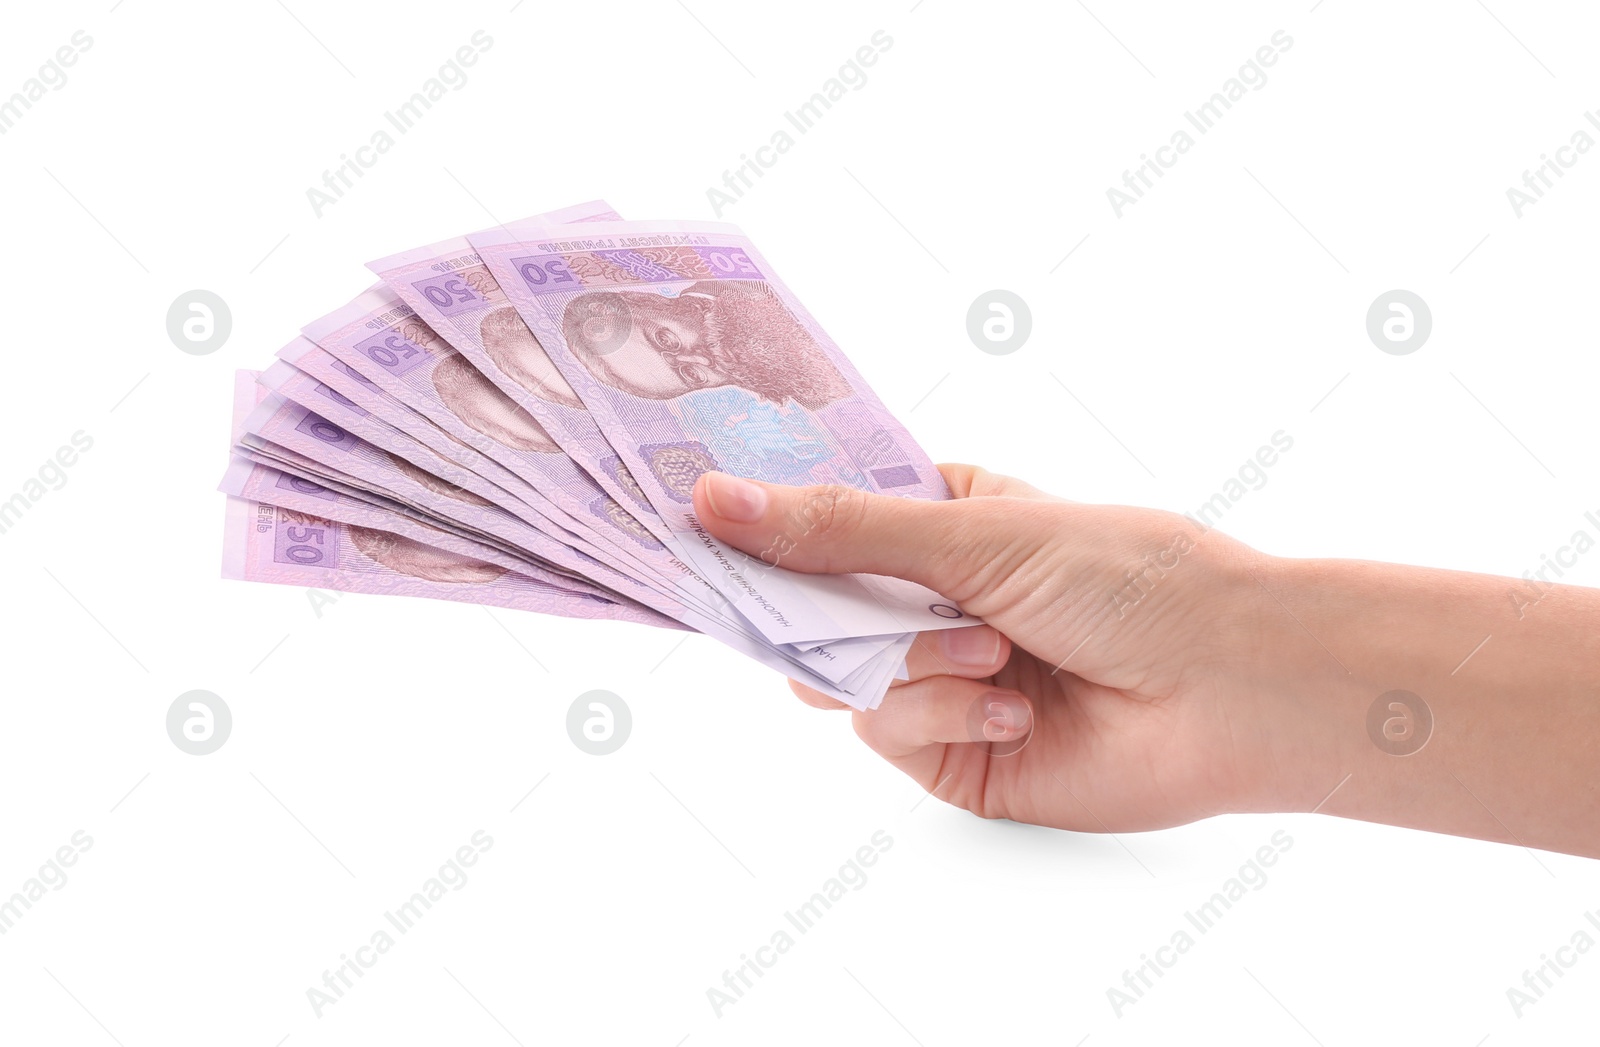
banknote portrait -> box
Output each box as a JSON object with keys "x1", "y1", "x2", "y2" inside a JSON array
[
  {"x1": 430, "y1": 353, "x2": 562, "y2": 454},
  {"x1": 384, "y1": 451, "x2": 493, "y2": 507},
  {"x1": 478, "y1": 305, "x2": 586, "y2": 410},
  {"x1": 560, "y1": 282, "x2": 854, "y2": 410},
  {"x1": 348, "y1": 525, "x2": 506, "y2": 584}
]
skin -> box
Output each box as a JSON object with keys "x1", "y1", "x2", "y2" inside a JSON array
[{"x1": 691, "y1": 464, "x2": 1600, "y2": 860}]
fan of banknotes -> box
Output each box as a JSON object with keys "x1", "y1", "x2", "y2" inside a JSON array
[{"x1": 219, "y1": 199, "x2": 977, "y2": 710}]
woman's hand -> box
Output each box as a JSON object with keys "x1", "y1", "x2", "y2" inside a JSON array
[
  {"x1": 693, "y1": 464, "x2": 1600, "y2": 859},
  {"x1": 693, "y1": 464, "x2": 1281, "y2": 832}
]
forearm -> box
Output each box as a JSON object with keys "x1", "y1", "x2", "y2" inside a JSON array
[{"x1": 1242, "y1": 554, "x2": 1600, "y2": 858}]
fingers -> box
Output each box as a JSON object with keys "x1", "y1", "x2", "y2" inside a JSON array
[
  {"x1": 788, "y1": 677, "x2": 852, "y2": 710},
  {"x1": 897, "y1": 625, "x2": 1011, "y2": 684},
  {"x1": 786, "y1": 673, "x2": 1031, "y2": 753},
  {"x1": 936, "y1": 462, "x2": 1062, "y2": 501},
  {"x1": 853, "y1": 676, "x2": 1033, "y2": 761},
  {"x1": 693, "y1": 471, "x2": 970, "y2": 586},
  {"x1": 786, "y1": 673, "x2": 1035, "y2": 802}
]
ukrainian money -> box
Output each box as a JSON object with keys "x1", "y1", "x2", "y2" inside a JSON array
[
  {"x1": 288, "y1": 303, "x2": 900, "y2": 684},
  {"x1": 367, "y1": 207, "x2": 674, "y2": 547},
  {"x1": 222, "y1": 373, "x2": 674, "y2": 629},
  {"x1": 225, "y1": 369, "x2": 908, "y2": 700},
  {"x1": 469, "y1": 218, "x2": 974, "y2": 646},
  {"x1": 219, "y1": 208, "x2": 974, "y2": 709}
]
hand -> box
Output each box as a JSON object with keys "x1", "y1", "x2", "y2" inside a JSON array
[
  {"x1": 694, "y1": 465, "x2": 1600, "y2": 859},
  {"x1": 692, "y1": 464, "x2": 1275, "y2": 832}
]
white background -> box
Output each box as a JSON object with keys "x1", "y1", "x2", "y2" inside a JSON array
[{"x1": 2, "y1": 0, "x2": 1597, "y2": 1043}]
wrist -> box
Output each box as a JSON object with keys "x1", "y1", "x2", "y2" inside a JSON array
[
  {"x1": 1208, "y1": 552, "x2": 1368, "y2": 817},
  {"x1": 1145, "y1": 536, "x2": 1335, "y2": 818}
]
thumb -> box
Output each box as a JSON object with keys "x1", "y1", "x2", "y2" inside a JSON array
[{"x1": 692, "y1": 471, "x2": 981, "y2": 589}]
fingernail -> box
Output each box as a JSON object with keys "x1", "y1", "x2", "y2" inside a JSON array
[
  {"x1": 703, "y1": 472, "x2": 768, "y2": 523},
  {"x1": 940, "y1": 626, "x2": 1001, "y2": 668},
  {"x1": 980, "y1": 692, "x2": 1031, "y2": 740}
]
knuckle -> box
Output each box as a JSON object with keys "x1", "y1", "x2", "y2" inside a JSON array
[
  {"x1": 935, "y1": 462, "x2": 980, "y2": 498},
  {"x1": 937, "y1": 498, "x2": 1061, "y2": 607},
  {"x1": 942, "y1": 462, "x2": 1055, "y2": 502},
  {"x1": 976, "y1": 468, "x2": 1045, "y2": 500},
  {"x1": 941, "y1": 463, "x2": 1010, "y2": 499},
  {"x1": 968, "y1": 466, "x2": 1011, "y2": 497},
  {"x1": 807, "y1": 484, "x2": 870, "y2": 544}
]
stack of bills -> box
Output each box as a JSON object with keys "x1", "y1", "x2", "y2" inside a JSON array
[{"x1": 219, "y1": 200, "x2": 974, "y2": 710}]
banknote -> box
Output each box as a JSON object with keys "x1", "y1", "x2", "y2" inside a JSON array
[
  {"x1": 220, "y1": 493, "x2": 687, "y2": 627},
  {"x1": 298, "y1": 288, "x2": 677, "y2": 571},
  {"x1": 257, "y1": 360, "x2": 560, "y2": 540},
  {"x1": 224, "y1": 454, "x2": 561, "y2": 588},
  {"x1": 216, "y1": 207, "x2": 981, "y2": 710},
  {"x1": 235, "y1": 367, "x2": 602, "y2": 583},
  {"x1": 367, "y1": 211, "x2": 675, "y2": 547},
  {"x1": 226, "y1": 370, "x2": 902, "y2": 696},
  {"x1": 271, "y1": 337, "x2": 641, "y2": 578},
  {"x1": 270, "y1": 342, "x2": 568, "y2": 525},
  {"x1": 236, "y1": 365, "x2": 904, "y2": 696},
  {"x1": 468, "y1": 218, "x2": 977, "y2": 646},
  {"x1": 221, "y1": 373, "x2": 675, "y2": 630},
  {"x1": 243, "y1": 363, "x2": 730, "y2": 626},
  {"x1": 273, "y1": 334, "x2": 742, "y2": 619},
  {"x1": 221, "y1": 460, "x2": 687, "y2": 629},
  {"x1": 241, "y1": 386, "x2": 615, "y2": 588},
  {"x1": 363, "y1": 211, "x2": 924, "y2": 670},
  {"x1": 287, "y1": 308, "x2": 904, "y2": 682}
]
